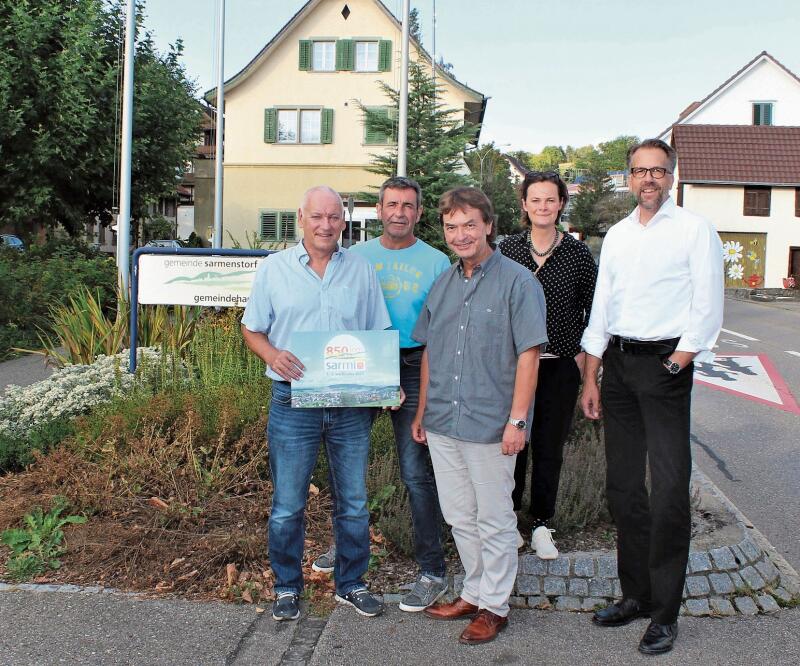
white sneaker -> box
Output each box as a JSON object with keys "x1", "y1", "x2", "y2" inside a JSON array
[
  {"x1": 531, "y1": 526, "x2": 558, "y2": 560},
  {"x1": 516, "y1": 530, "x2": 525, "y2": 549}
]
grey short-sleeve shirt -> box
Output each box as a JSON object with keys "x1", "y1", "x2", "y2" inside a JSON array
[{"x1": 412, "y1": 250, "x2": 548, "y2": 443}]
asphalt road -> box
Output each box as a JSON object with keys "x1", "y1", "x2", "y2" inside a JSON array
[
  {"x1": 0, "y1": 351, "x2": 54, "y2": 394},
  {"x1": 691, "y1": 296, "x2": 800, "y2": 571},
  {"x1": 0, "y1": 592, "x2": 797, "y2": 666}
]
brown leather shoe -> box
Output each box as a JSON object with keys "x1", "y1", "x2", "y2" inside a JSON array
[
  {"x1": 423, "y1": 597, "x2": 479, "y2": 621},
  {"x1": 459, "y1": 609, "x2": 508, "y2": 644}
]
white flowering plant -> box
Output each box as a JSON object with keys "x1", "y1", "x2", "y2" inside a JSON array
[{"x1": 0, "y1": 348, "x2": 184, "y2": 441}]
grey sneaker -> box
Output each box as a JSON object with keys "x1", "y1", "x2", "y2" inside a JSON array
[
  {"x1": 335, "y1": 587, "x2": 384, "y2": 617},
  {"x1": 398, "y1": 574, "x2": 448, "y2": 612},
  {"x1": 311, "y1": 544, "x2": 335, "y2": 573},
  {"x1": 272, "y1": 592, "x2": 300, "y2": 621}
]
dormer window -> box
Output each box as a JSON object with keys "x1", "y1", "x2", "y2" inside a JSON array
[{"x1": 753, "y1": 102, "x2": 773, "y2": 126}]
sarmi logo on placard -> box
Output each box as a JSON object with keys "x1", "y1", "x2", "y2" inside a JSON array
[{"x1": 324, "y1": 334, "x2": 367, "y2": 377}]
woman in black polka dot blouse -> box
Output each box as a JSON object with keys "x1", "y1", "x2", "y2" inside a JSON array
[{"x1": 499, "y1": 170, "x2": 597, "y2": 560}]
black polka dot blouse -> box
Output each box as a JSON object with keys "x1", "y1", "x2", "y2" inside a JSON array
[{"x1": 499, "y1": 231, "x2": 597, "y2": 358}]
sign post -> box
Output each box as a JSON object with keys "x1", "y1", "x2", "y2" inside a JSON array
[{"x1": 129, "y1": 247, "x2": 272, "y2": 372}]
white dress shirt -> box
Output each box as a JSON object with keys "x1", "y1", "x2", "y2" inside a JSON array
[{"x1": 581, "y1": 197, "x2": 723, "y2": 364}]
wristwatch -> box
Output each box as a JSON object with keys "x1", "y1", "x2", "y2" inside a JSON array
[
  {"x1": 508, "y1": 417, "x2": 527, "y2": 430},
  {"x1": 662, "y1": 358, "x2": 681, "y2": 375}
]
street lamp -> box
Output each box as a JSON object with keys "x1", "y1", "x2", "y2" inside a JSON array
[{"x1": 475, "y1": 143, "x2": 511, "y2": 186}]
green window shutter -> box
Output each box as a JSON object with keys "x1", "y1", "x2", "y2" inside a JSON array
[
  {"x1": 298, "y1": 40, "x2": 312, "y2": 70},
  {"x1": 336, "y1": 39, "x2": 354, "y2": 71},
  {"x1": 260, "y1": 211, "x2": 278, "y2": 239},
  {"x1": 765, "y1": 104, "x2": 773, "y2": 125},
  {"x1": 281, "y1": 212, "x2": 297, "y2": 240},
  {"x1": 378, "y1": 40, "x2": 392, "y2": 71},
  {"x1": 321, "y1": 108, "x2": 334, "y2": 144},
  {"x1": 364, "y1": 106, "x2": 389, "y2": 145},
  {"x1": 264, "y1": 108, "x2": 277, "y2": 143}
]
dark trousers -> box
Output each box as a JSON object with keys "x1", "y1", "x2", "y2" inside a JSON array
[
  {"x1": 512, "y1": 357, "x2": 581, "y2": 519},
  {"x1": 601, "y1": 345, "x2": 693, "y2": 625}
]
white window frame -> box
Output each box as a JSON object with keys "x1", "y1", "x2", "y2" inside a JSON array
[
  {"x1": 355, "y1": 41, "x2": 379, "y2": 72},
  {"x1": 277, "y1": 108, "x2": 323, "y2": 144},
  {"x1": 312, "y1": 41, "x2": 335, "y2": 71}
]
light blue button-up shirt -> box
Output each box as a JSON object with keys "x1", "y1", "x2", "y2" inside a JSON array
[{"x1": 242, "y1": 241, "x2": 392, "y2": 380}]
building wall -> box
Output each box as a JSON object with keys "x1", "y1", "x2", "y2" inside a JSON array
[
  {"x1": 682, "y1": 183, "x2": 800, "y2": 287},
  {"x1": 220, "y1": 0, "x2": 481, "y2": 246},
  {"x1": 684, "y1": 59, "x2": 800, "y2": 126}
]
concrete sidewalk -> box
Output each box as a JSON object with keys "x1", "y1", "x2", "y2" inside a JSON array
[{"x1": 0, "y1": 589, "x2": 797, "y2": 665}]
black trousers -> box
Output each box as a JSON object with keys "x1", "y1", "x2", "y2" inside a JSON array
[
  {"x1": 512, "y1": 357, "x2": 581, "y2": 519},
  {"x1": 601, "y1": 344, "x2": 693, "y2": 625}
]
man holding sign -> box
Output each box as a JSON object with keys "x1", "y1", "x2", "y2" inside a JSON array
[{"x1": 242, "y1": 185, "x2": 390, "y2": 622}]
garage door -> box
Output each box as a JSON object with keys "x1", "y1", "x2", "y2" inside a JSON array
[{"x1": 719, "y1": 232, "x2": 767, "y2": 289}]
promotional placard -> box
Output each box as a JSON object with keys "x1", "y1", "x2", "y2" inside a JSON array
[
  {"x1": 289, "y1": 330, "x2": 400, "y2": 408},
  {"x1": 137, "y1": 254, "x2": 266, "y2": 307}
]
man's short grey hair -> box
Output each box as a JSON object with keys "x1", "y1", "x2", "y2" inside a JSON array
[
  {"x1": 626, "y1": 139, "x2": 678, "y2": 173},
  {"x1": 378, "y1": 176, "x2": 422, "y2": 208},
  {"x1": 301, "y1": 185, "x2": 343, "y2": 210}
]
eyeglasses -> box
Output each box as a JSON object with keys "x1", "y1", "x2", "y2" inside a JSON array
[{"x1": 630, "y1": 167, "x2": 672, "y2": 179}]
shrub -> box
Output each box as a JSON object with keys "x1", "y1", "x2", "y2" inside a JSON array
[
  {"x1": 1, "y1": 353, "x2": 132, "y2": 439},
  {"x1": 0, "y1": 244, "x2": 117, "y2": 359},
  {"x1": 0, "y1": 418, "x2": 75, "y2": 472},
  {"x1": 32, "y1": 287, "x2": 201, "y2": 367},
  {"x1": 552, "y1": 408, "x2": 610, "y2": 533}
]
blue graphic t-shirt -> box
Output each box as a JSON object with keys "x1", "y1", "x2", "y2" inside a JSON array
[{"x1": 349, "y1": 238, "x2": 451, "y2": 348}]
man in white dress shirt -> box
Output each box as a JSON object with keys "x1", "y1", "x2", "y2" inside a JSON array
[{"x1": 580, "y1": 139, "x2": 723, "y2": 656}]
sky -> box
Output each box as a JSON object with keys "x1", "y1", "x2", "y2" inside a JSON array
[{"x1": 144, "y1": 0, "x2": 800, "y2": 152}]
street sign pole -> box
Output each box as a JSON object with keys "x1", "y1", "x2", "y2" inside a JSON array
[
  {"x1": 212, "y1": 0, "x2": 225, "y2": 248},
  {"x1": 397, "y1": 0, "x2": 410, "y2": 177}
]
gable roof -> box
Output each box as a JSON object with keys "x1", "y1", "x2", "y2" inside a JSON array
[
  {"x1": 672, "y1": 124, "x2": 800, "y2": 186},
  {"x1": 658, "y1": 51, "x2": 800, "y2": 139},
  {"x1": 203, "y1": 0, "x2": 486, "y2": 107}
]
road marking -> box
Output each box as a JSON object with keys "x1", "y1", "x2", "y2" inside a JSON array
[
  {"x1": 786, "y1": 351, "x2": 800, "y2": 358},
  {"x1": 694, "y1": 354, "x2": 800, "y2": 415},
  {"x1": 720, "y1": 328, "x2": 760, "y2": 342}
]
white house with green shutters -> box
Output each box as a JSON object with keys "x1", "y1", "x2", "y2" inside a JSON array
[{"x1": 204, "y1": 0, "x2": 485, "y2": 247}]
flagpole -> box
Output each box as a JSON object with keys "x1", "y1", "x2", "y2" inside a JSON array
[
  {"x1": 397, "y1": 0, "x2": 410, "y2": 177},
  {"x1": 117, "y1": 0, "x2": 135, "y2": 292},
  {"x1": 213, "y1": 0, "x2": 225, "y2": 248}
]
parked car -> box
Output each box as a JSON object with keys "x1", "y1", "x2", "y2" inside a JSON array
[
  {"x1": 144, "y1": 239, "x2": 185, "y2": 249},
  {"x1": 0, "y1": 234, "x2": 25, "y2": 252}
]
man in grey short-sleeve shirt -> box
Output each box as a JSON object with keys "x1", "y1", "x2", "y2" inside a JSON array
[{"x1": 411, "y1": 187, "x2": 547, "y2": 645}]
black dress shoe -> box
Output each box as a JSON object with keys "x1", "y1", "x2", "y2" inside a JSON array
[
  {"x1": 592, "y1": 598, "x2": 651, "y2": 627},
  {"x1": 638, "y1": 621, "x2": 678, "y2": 655}
]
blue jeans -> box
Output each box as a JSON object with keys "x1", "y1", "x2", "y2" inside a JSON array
[
  {"x1": 391, "y1": 348, "x2": 446, "y2": 577},
  {"x1": 267, "y1": 381, "x2": 372, "y2": 597}
]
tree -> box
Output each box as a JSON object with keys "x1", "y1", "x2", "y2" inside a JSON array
[
  {"x1": 409, "y1": 7, "x2": 422, "y2": 42},
  {"x1": 359, "y1": 62, "x2": 478, "y2": 251},
  {"x1": 529, "y1": 145, "x2": 566, "y2": 172},
  {"x1": 569, "y1": 165, "x2": 614, "y2": 238},
  {"x1": 0, "y1": 0, "x2": 200, "y2": 237},
  {"x1": 597, "y1": 135, "x2": 639, "y2": 171},
  {"x1": 464, "y1": 144, "x2": 521, "y2": 237},
  {"x1": 592, "y1": 192, "x2": 636, "y2": 232}
]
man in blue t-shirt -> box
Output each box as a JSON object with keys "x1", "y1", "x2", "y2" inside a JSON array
[{"x1": 312, "y1": 177, "x2": 451, "y2": 612}]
